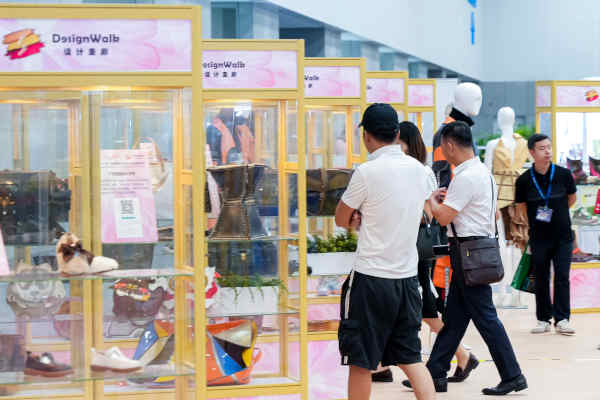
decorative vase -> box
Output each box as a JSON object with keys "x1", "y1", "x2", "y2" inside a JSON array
[{"x1": 208, "y1": 164, "x2": 269, "y2": 240}]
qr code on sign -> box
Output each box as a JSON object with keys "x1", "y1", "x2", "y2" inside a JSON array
[{"x1": 120, "y1": 199, "x2": 135, "y2": 216}]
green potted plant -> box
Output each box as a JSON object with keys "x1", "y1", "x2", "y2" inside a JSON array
[
  {"x1": 307, "y1": 231, "x2": 357, "y2": 275},
  {"x1": 212, "y1": 272, "x2": 287, "y2": 316}
]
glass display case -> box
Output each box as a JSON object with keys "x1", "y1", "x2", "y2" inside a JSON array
[
  {"x1": 297, "y1": 57, "x2": 366, "y2": 400},
  {"x1": 536, "y1": 81, "x2": 600, "y2": 313},
  {"x1": 200, "y1": 39, "x2": 308, "y2": 400},
  {"x1": 407, "y1": 79, "x2": 437, "y2": 160},
  {"x1": 365, "y1": 70, "x2": 408, "y2": 122},
  {"x1": 0, "y1": 5, "x2": 202, "y2": 400}
]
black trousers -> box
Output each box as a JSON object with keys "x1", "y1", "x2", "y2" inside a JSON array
[
  {"x1": 530, "y1": 236, "x2": 573, "y2": 323},
  {"x1": 426, "y1": 241, "x2": 522, "y2": 382}
]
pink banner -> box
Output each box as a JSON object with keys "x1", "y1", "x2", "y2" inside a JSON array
[
  {"x1": 366, "y1": 78, "x2": 405, "y2": 103},
  {"x1": 203, "y1": 50, "x2": 297, "y2": 90},
  {"x1": 556, "y1": 85, "x2": 600, "y2": 107},
  {"x1": 0, "y1": 19, "x2": 191, "y2": 72},
  {"x1": 304, "y1": 66, "x2": 361, "y2": 97},
  {"x1": 536, "y1": 86, "x2": 552, "y2": 107},
  {"x1": 408, "y1": 84, "x2": 435, "y2": 107},
  {"x1": 101, "y1": 150, "x2": 158, "y2": 244},
  {"x1": 570, "y1": 268, "x2": 600, "y2": 310}
]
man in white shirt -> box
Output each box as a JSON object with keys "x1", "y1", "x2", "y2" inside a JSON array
[
  {"x1": 408, "y1": 121, "x2": 527, "y2": 396},
  {"x1": 335, "y1": 103, "x2": 435, "y2": 400}
]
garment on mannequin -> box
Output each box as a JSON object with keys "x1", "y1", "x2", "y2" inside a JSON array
[{"x1": 484, "y1": 107, "x2": 529, "y2": 250}]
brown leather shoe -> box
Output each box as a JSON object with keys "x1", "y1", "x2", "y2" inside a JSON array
[{"x1": 25, "y1": 352, "x2": 72, "y2": 377}]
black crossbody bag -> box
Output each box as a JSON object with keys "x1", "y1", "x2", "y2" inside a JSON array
[{"x1": 450, "y1": 175, "x2": 504, "y2": 287}]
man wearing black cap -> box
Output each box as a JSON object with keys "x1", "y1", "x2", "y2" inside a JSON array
[{"x1": 335, "y1": 104, "x2": 436, "y2": 400}]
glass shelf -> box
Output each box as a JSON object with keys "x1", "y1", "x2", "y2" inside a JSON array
[
  {"x1": 92, "y1": 363, "x2": 194, "y2": 384},
  {"x1": 206, "y1": 308, "x2": 299, "y2": 319},
  {"x1": 0, "y1": 313, "x2": 83, "y2": 325},
  {"x1": 0, "y1": 268, "x2": 192, "y2": 283},
  {"x1": 206, "y1": 235, "x2": 298, "y2": 243},
  {"x1": 0, "y1": 364, "x2": 193, "y2": 386}
]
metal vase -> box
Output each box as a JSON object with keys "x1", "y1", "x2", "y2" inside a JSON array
[{"x1": 208, "y1": 164, "x2": 269, "y2": 240}]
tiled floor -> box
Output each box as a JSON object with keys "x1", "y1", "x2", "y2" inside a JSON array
[{"x1": 371, "y1": 297, "x2": 600, "y2": 400}]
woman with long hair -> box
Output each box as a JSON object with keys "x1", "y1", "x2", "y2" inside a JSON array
[{"x1": 371, "y1": 121, "x2": 478, "y2": 384}]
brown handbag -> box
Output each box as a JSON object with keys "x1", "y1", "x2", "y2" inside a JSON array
[{"x1": 450, "y1": 175, "x2": 504, "y2": 287}]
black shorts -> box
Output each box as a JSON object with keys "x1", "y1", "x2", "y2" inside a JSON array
[{"x1": 338, "y1": 271, "x2": 422, "y2": 370}]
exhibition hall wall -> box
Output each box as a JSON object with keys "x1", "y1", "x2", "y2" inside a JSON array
[
  {"x1": 483, "y1": 0, "x2": 600, "y2": 81},
  {"x1": 270, "y1": 0, "x2": 484, "y2": 80}
]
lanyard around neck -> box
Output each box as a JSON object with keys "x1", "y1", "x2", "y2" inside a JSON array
[{"x1": 530, "y1": 164, "x2": 555, "y2": 206}]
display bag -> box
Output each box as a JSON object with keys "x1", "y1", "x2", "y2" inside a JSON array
[
  {"x1": 417, "y1": 212, "x2": 441, "y2": 261},
  {"x1": 450, "y1": 175, "x2": 504, "y2": 286}
]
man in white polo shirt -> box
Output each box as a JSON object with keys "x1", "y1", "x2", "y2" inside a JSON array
[
  {"x1": 406, "y1": 121, "x2": 527, "y2": 396},
  {"x1": 335, "y1": 103, "x2": 435, "y2": 400}
]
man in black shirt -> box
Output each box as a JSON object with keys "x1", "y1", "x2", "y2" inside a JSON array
[{"x1": 515, "y1": 134, "x2": 577, "y2": 336}]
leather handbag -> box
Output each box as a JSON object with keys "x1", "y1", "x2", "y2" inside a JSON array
[
  {"x1": 306, "y1": 168, "x2": 353, "y2": 216},
  {"x1": 417, "y1": 212, "x2": 441, "y2": 262},
  {"x1": 450, "y1": 175, "x2": 504, "y2": 287}
]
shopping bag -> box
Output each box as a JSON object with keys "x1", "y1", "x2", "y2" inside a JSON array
[{"x1": 511, "y1": 243, "x2": 535, "y2": 294}]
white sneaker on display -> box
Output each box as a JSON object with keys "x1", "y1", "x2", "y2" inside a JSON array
[
  {"x1": 91, "y1": 347, "x2": 142, "y2": 372},
  {"x1": 90, "y1": 256, "x2": 119, "y2": 274},
  {"x1": 555, "y1": 319, "x2": 576, "y2": 336},
  {"x1": 530, "y1": 321, "x2": 551, "y2": 334}
]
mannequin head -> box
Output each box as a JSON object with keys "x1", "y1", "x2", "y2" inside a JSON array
[
  {"x1": 497, "y1": 107, "x2": 515, "y2": 132},
  {"x1": 454, "y1": 83, "x2": 482, "y2": 117}
]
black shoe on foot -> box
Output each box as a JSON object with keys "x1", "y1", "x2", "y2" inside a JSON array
[
  {"x1": 482, "y1": 374, "x2": 528, "y2": 396},
  {"x1": 448, "y1": 353, "x2": 479, "y2": 383},
  {"x1": 402, "y1": 377, "x2": 448, "y2": 393},
  {"x1": 371, "y1": 368, "x2": 393, "y2": 383}
]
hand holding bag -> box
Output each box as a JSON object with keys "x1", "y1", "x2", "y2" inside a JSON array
[
  {"x1": 417, "y1": 212, "x2": 441, "y2": 261},
  {"x1": 450, "y1": 175, "x2": 504, "y2": 287}
]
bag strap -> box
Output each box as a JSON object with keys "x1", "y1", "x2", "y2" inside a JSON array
[
  {"x1": 422, "y1": 211, "x2": 431, "y2": 227},
  {"x1": 489, "y1": 174, "x2": 498, "y2": 239}
]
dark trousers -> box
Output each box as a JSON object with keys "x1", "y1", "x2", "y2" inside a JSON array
[
  {"x1": 530, "y1": 237, "x2": 573, "y2": 323},
  {"x1": 426, "y1": 241, "x2": 522, "y2": 382}
]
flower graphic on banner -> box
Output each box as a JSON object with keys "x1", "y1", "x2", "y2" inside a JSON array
[
  {"x1": 585, "y1": 89, "x2": 599, "y2": 102},
  {"x1": 3, "y1": 28, "x2": 44, "y2": 60}
]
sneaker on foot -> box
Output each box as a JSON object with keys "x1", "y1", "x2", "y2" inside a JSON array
[
  {"x1": 530, "y1": 321, "x2": 551, "y2": 334},
  {"x1": 556, "y1": 319, "x2": 575, "y2": 336}
]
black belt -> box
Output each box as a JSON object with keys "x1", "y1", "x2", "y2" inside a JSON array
[{"x1": 451, "y1": 236, "x2": 487, "y2": 243}]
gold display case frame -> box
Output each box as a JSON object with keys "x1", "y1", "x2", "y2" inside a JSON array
[
  {"x1": 0, "y1": 4, "x2": 203, "y2": 400},
  {"x1": 407, "y1": 78, "x2": 437, "y2": 154},
  {"x1": 304, "y1": 57, "x2": 366, "y2": 239},
  {"x1": 365, "y1": 70, "x2": 409, "y2": 119},
  {"x1": 200, "y1": 39, "x2": 308, "y2": 400},
  {"x1": 535, "y1": 80, "x2": 600, "y2": 312}
]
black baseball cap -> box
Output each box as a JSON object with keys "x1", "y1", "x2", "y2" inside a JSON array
[{"x1": 359, "y1": 103, "x2": 399, "y2": 138}]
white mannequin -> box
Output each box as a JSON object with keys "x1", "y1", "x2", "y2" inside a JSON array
[
  {"x1": 453, "y1": 82, "x2": 483, "y2": 117},
  {"x1": 484, "y1": 107, "x2": 517, "y2": 170},
  {"x1": 484, "y1": 107, "x2": 525, "y2": 309}
]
